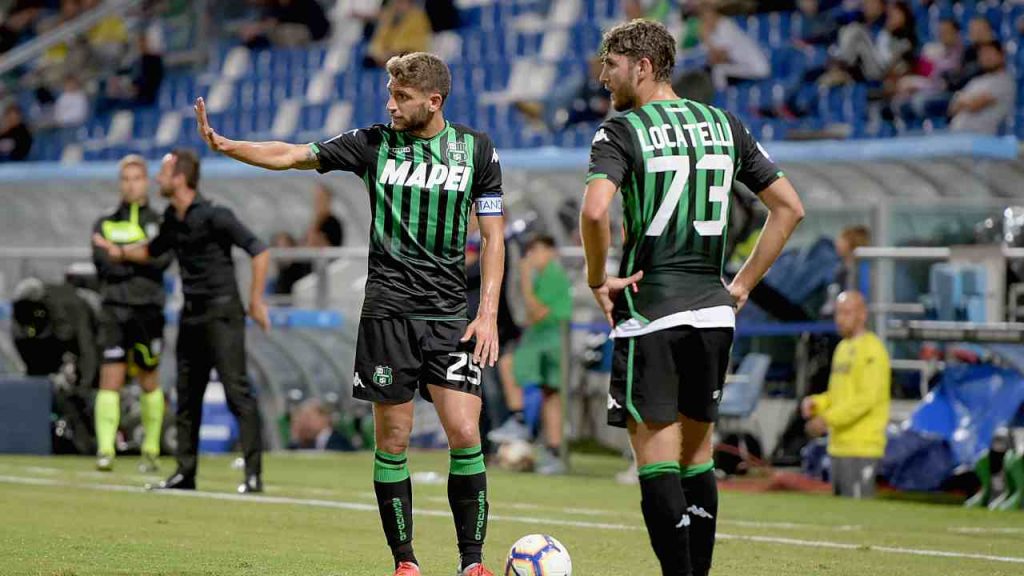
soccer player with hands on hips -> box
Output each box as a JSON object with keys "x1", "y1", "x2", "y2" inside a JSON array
[{"x1": 581, "y1": 19, "x2": 805, "y2": 576}]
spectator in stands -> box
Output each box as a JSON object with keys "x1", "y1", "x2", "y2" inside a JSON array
[
  {"x1": 624, "y1": 0, "x2": 674, "y2": 24},
  {"x1": 793, "y1": 0, "x2": 841, "y2": 49},
  {"x1": 304, "y1": 182, "x2": 344, "y2": 247},
  {"x1": 83, "y1": 0, "x2": 128, "y2": 61},
  {"x1": 289, "y1": 399, "x2": 354, "y2": 451},
  {"x1": 950, "y1": 41, "x2": 1015, "y2": 135},
  {"x1": 889, "y1": 19, "x2": 964, "y2": 127},
  {"x1": 0, "y1": 103, "x2": 33, "y2": 162},
  {"x1": 514, "y1": 56, "x2": 610, "y2": 131},
  {"x1": 271, "y1": 232, "x2": 312, "y2": 296},
  {"x1": 820, "y1": 0, "x2": 917, "y2": 86},
  {"x1": 33, "y1": 0, "x2": 87, "y2": 89},
  {"x1": 0, "y1": 0, "x2": 45, "y2": 54},
  {"x1": 425, "y1": 0, "x2": 461, "y2": 33},
  {"x1": 53, "y1": 75, "x2": 89, "y2": 128},
  {"x1": 698, "y1": 0, "x2": 769, "y2": 90},
  {"x1": 945, "y1": 16, "x2": 997, "y2": 95},
  {"x1": 97, "y1": 32, "x2": 164, "y2": 112},
  {"x1": 363, "y1": 0, "x2": 432, "y2": 68},
  {"x1": 802, "y1": 291, "x2": 890, "y2": 499},
  {"x1": 240, "y1": 0, "x2": 331, "y2": 49}
]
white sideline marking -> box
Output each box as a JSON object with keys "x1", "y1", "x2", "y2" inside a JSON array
[
  {"x1": 950, "y1": 527, "x2": 1024, "y2": 535},
  {"x1": 2, "y1": 474, "x2": 1023, "y2": 565},
  {"x1": 723, "y1": 519, "x2": 861, "y2": 532}
]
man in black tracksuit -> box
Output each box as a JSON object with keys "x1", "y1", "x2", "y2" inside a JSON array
[
  {"x1": 94, "y1": 148, "x2": 271, "y2": 494},
  {"x1": 92, "y1": 154, "x2": 171, "y2": 474}
]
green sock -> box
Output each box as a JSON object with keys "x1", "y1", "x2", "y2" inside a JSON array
[
  {"x1": 449, "y1": 445, "x2": 488, "y2": 569},
  {"x1": 373, "y1": 450, "x2": 417, "y2": 566},
  {"x1": 94, "y1": 389, "x2": 120, "y2": 457},
  {"x1": 140, "y1": 389, "x2": 164, "y2": 457}
]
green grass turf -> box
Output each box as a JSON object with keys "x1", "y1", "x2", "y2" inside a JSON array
[{"x1": 1, "y1": 452, "x2": 1022, "y2": 575}]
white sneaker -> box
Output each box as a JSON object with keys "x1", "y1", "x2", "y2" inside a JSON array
[
  {"x1": 487, "y1": 418, "x2": 531, "y2": 444},
  {"x1": 616, "y1": 462, "x2": 639, "y2": 485},
  {"x1": 535, "y1": 450, "x2": 568, "y2": 476},
  {"x1": 96, "y1": 454, "x2": 114, "y2": 472}
]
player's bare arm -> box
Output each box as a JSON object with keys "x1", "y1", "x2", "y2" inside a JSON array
[
  {"x1": 580, "y1": 177, "x2": 643, "y2": 326},
  {"x1": 194, "y1": 97, "x2": 320, "y2": 171},
  {"x1": 463, "y1": 213, "x2": 504, "y2": 367},
  {"x1": 727, "y1": 177, "x2": 805, "y2": 310},
  {"x1": 249, "y1": 250, "x2": 271, "y2": 333}
]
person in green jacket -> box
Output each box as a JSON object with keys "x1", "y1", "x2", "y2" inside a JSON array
[{"x1": 489, "y1": 235, "x2": 573, "y2": 475}]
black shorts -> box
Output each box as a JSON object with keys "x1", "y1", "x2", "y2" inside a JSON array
[
  {"x1": 353, "y1": 317, "x2": 481, "y2": 404},
  {"x1": 608, "y1": 326, "x2": 734, "y2": 427},
  {"x1": 98, "y1": 304, "x2": 165, "y2": 370}
]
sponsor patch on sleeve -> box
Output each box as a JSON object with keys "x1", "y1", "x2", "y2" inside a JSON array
[{"x1": 475, "y1": 196, "x2": 503, "y2": 216}]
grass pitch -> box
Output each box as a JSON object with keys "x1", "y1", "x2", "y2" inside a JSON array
[{"x1": 1, "y1": 452, "x2": 1022, "y2": 575}]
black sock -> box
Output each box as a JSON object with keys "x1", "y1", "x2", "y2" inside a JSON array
[
  {"x1": 449, "y1": 446, "x2": 488, "y2": 570},
  {"x1": 681, "y1": 463, "x2": 718, "y2": 576},
  {"x1": 510, "y1": 410, "x2": 525, "y2": 425},
  {"x1": 373, "y1": 450, "x2": 417, "y2": 568},
  {"x1": 639, "y1": 462, "x2": 691, "y2": 576}
]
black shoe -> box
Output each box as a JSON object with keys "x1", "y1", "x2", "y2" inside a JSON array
[
  {"x1": 237, "y1": 474, "x2": 263, "y2": 494},
  {"x1": 147, "y1": 472, "x2": 195, "y2": 491}
]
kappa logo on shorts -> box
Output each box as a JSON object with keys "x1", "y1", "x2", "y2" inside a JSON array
[
  {"x1": 607, "y1": 394, "x2": 622, "y2": 410},
  {"x1": 104, "y1": 346, "x2": 125, "y2": 360},
  {"x1": 712, "y1": 389, "x2": 722, "y2": 403},
  {"x1": 353, "y1": 373, "x2": 366, "y2": 388},
  {"x1": 373, "y1": 365, "x2": 393, "y2": 387}
]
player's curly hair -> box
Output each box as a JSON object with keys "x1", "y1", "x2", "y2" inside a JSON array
[
  {"x1": 386, "y1": 52, "x2": 452, "y2": 103},
  {"x1": 599, "y1": 19, "x2": 676, "y2": 83}
]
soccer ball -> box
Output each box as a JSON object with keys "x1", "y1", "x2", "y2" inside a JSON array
[
  {"x1": 504, "y1": 534, "x2": 572, "y2": 576},
  {"x1": 495, "y1": 440, "x2": 535, "y2": 472}
]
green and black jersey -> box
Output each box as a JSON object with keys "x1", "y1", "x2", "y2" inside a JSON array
[
  {"x1": 587, "y1": 99, "x2": 783, "y2": 328},
  {"x1": 92, "y1": 202, "x2": 170, "y2": 307},
  {"x1": 313, "y1": 122, "x2": 503, "y2": 319}
]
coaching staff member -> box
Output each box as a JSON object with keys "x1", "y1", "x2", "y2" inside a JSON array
[{"x1": 94, "y1": 149, "x2": 271, "y2": 494}]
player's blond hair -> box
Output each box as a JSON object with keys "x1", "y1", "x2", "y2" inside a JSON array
[
  {"x1": 118, "y1": 154, "x2": 148, "y2": 175},
  {"x1": 385, "y1": 52, "x2": 451, "y2": 103}
]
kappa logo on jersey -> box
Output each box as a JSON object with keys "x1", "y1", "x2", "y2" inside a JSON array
[
  {"x1": 353, "y1": 372, "x2": 366, "y2": 388},
  {"x1": 592, "y1": 129, "x2": 609, "y2": 145},
  {"x1": 491, "y1": 149, "x2": 500, "y2": 163},
  {"x1": 380, "y1": 159, "x2": 473, "y2": 192},
  {"x1": 447, "y1": 141, "x2": 467, "y2": 164},
  {"x1": 373, "y1": 365, "x2": 393, "y2": 387}
]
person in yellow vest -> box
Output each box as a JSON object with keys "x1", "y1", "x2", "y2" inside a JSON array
[
  {"x1": 91, "y1": 155, "x2": 171, "y2": 473},
  {"x1": 802, "y1": 290, "x2": 891, "y2": 498}
]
